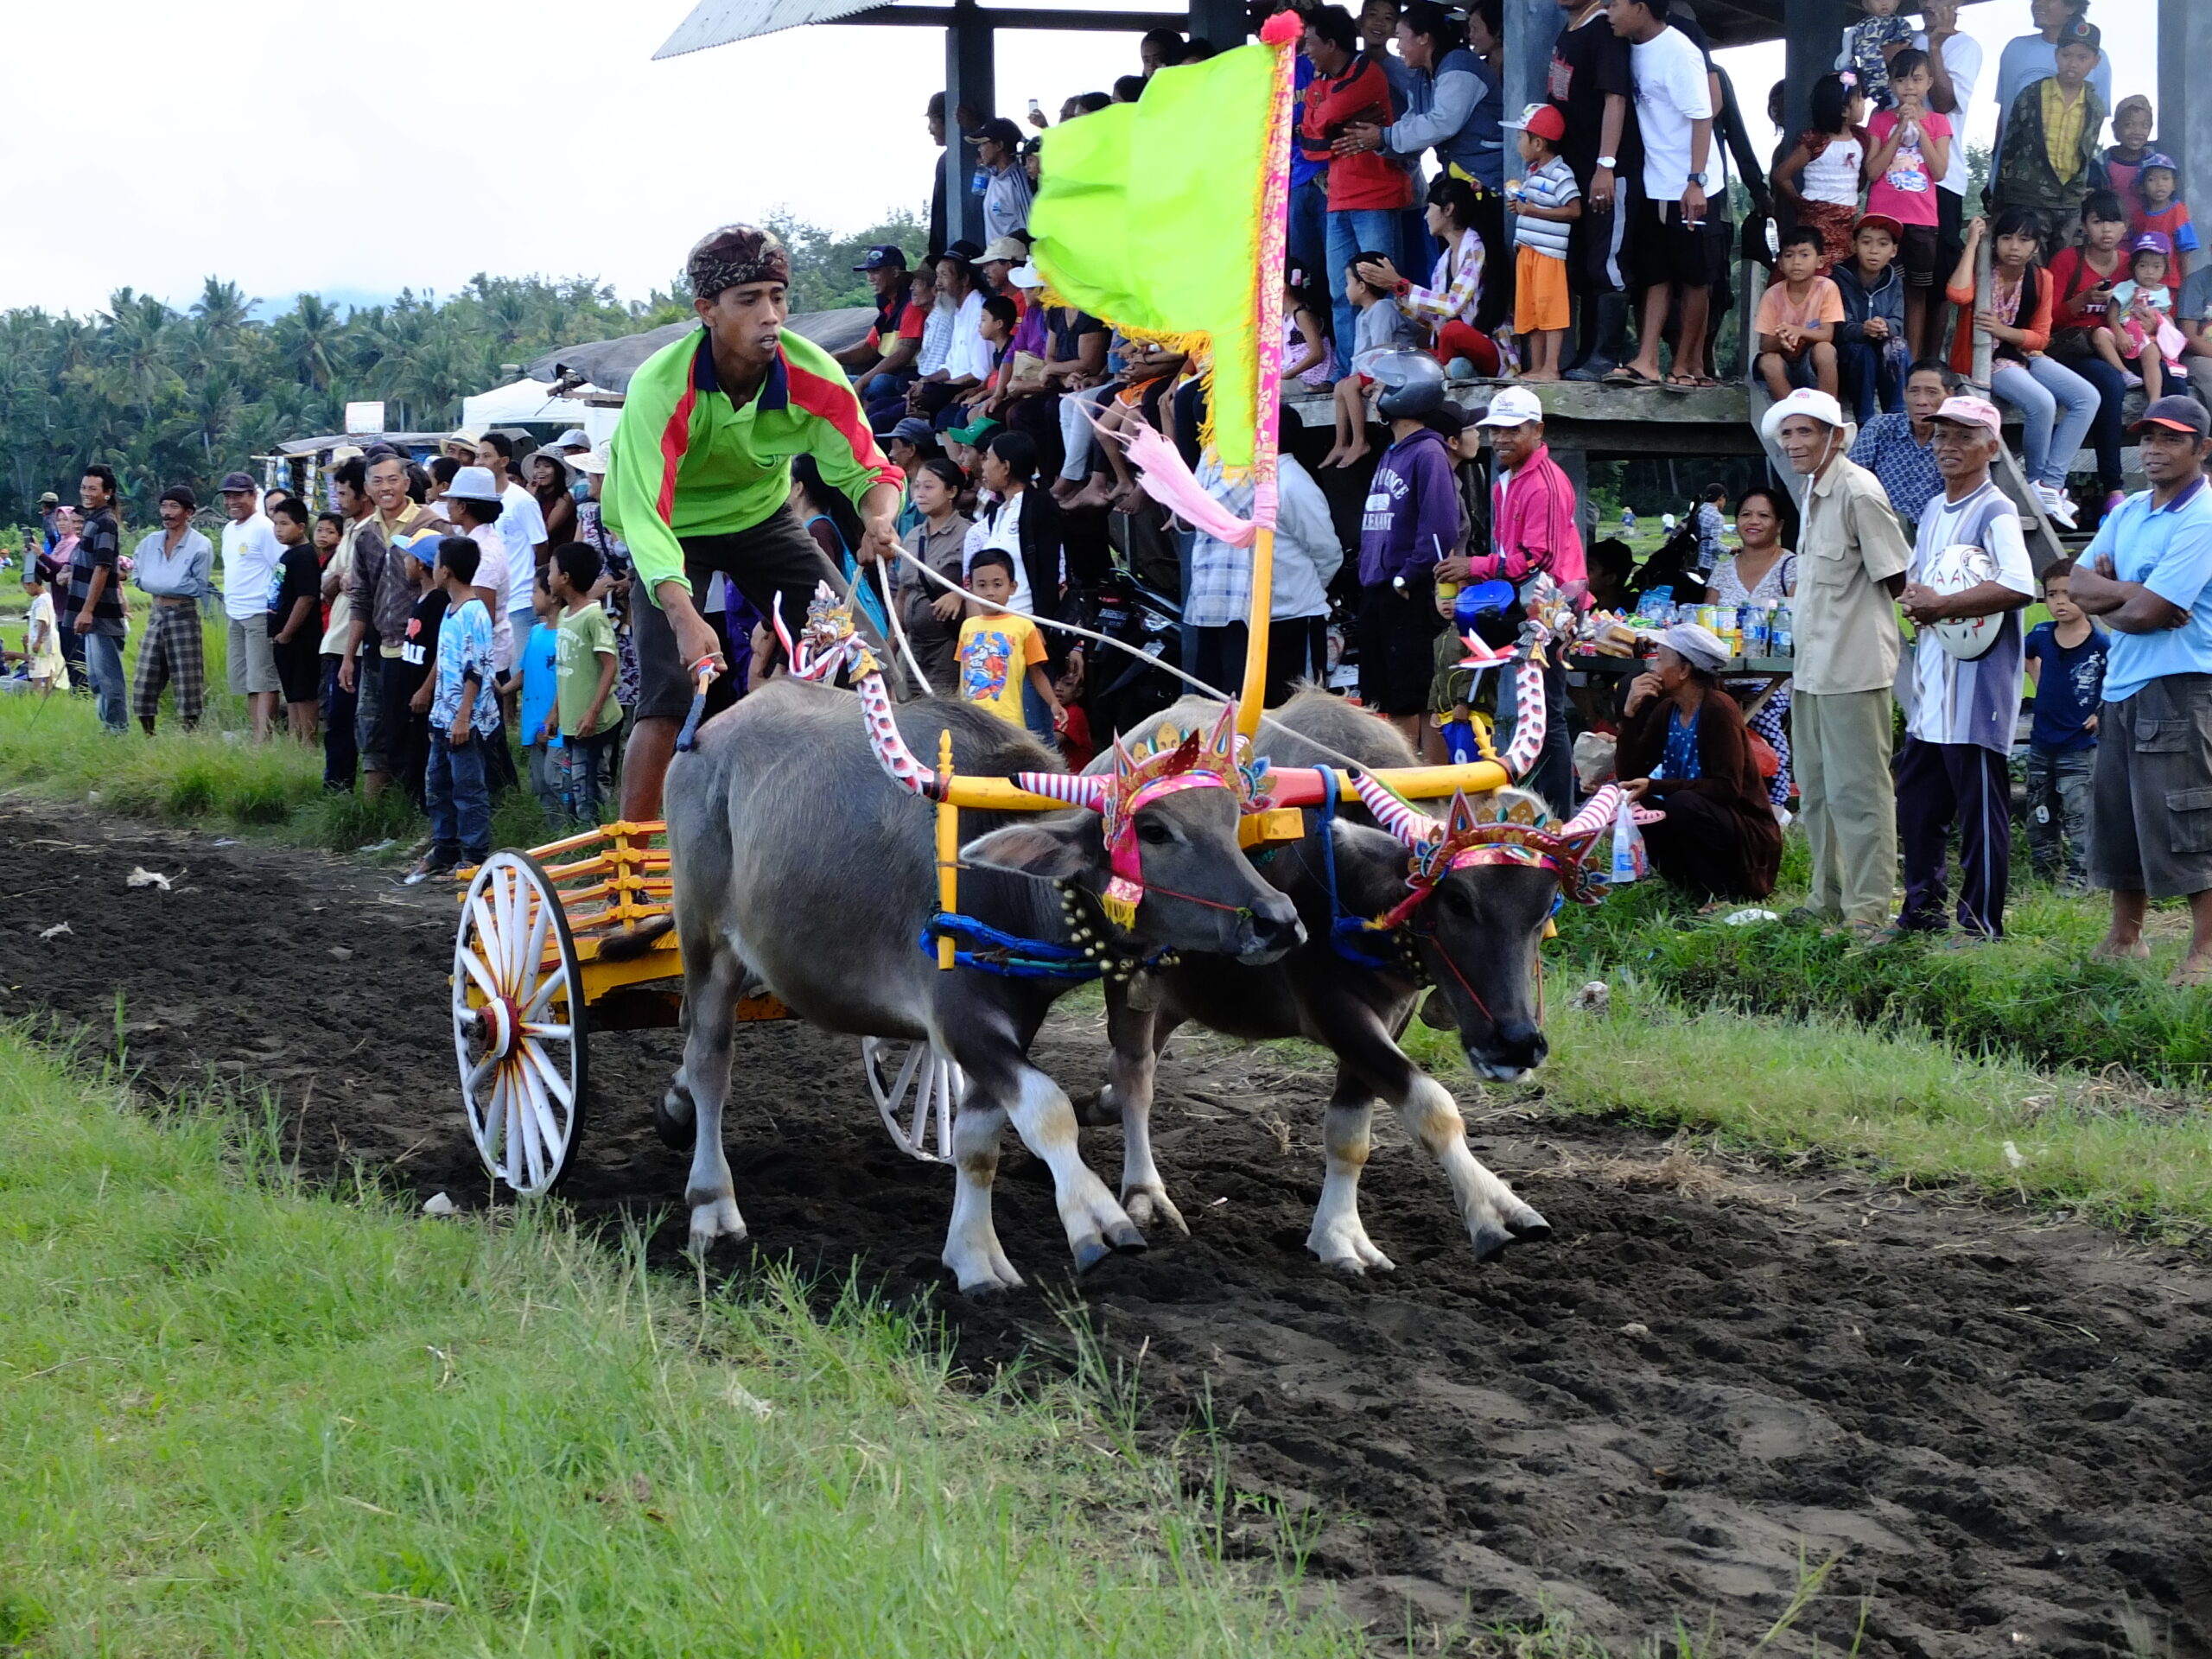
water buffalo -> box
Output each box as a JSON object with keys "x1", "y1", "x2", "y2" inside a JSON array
[
  {"x1": 658, "y1": 675, "x2": 1304, "y2": 1292},
  {"x1": 1089, "y1": 690, "x2": 1606, "y2": 1274}
]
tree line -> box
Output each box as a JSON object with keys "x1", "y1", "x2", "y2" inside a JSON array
[{"x1": 0, "y1": 210, "x2": 926, "y2": 532}]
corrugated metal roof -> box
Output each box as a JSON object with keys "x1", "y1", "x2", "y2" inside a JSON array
[{"x1": 654, "y1": 0, "x2": 888, "y2": 57}]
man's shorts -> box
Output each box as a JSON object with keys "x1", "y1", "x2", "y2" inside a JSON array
[
  {"x1": 2088, "y1": 674, "x2": 2212, "y2": 899},
  {"x1": 1628, "y1": 197, "x2": 1719, "y2": 291},
  {"x1": 1357, "y1": 576, "x2": 1439, "y2": 718},
  {"x1": 1515, "y1": 247, "x2": 1572, "y2": 334},
  {"x1": 226, "y1": 611, "x2": 280, "y2": 696},
  {"x1": 629, "y1": 503, "x2": 861, "y2": 723}
]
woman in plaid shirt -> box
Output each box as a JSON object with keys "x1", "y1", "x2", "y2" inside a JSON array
[{"x1": 1354, "y1": 176, "x2": 1500, "y2": 377}]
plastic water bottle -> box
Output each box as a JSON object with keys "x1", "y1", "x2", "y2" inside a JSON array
[
  {"x1": 970, "y1": 166, "x2": 988, "y2": 196},
  {"x1": 1770, "y1": 604, "x2": 1793, "y2": 657},
  {"x1": 1741, "y1": 605, "x2": 1768, "y2": 656}
]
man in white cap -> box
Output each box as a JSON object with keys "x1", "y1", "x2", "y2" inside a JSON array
[
  {"x1": 1761, "y1": 387, "x2": 1912, "y2": 936},
  {"x1": 1891, "y1": 395, "x2": 2034, "y2": 941},
  {"x1": 1464, "y1": 385, "x2": 1587, "y2": 811},
  {"x1": 217, "y1": 471, "x2": 284, "y2": 742}
]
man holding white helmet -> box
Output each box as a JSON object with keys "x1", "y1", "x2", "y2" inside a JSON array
[
  {"x1": 1761, "y1": 386, "x2": 1912, "y2": 936},
  {"x1": 1891, "y1": 396, "x2": 2034, "y2": 941}
]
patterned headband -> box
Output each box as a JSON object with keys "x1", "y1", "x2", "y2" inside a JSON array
[{"x1": 687, "y1": 225, "x2": 791, "y2": 299}]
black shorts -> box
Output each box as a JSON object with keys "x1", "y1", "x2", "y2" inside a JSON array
[
  {"x1": 629, "y1": 503, "x2": 862, "y2": 722},
  {"x1": 1897, "y1": 221, "x2": 1940, "y2": 288},
  {"x1": 1357, "y1": 576, "x2": 1440, "y2": 718},
  {"x1": 1629, "y1": 197, "x2": 1719, "y2": 291},
  {"x1": 273, "y1": 634, "x2": 321, "y2": 705}
]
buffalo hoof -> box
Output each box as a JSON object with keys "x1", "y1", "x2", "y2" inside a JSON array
[
  {"x1": 1508, "y1": 1209, "x2": 1554, "y2": 1244},
  {"x1": 1104, "y1": 1217, "x2": 1148, "y2": 1255},
  {"x1": 1470, "y1": 1222, "x2": 1516, "y2": 1263},
  {"x1": 1071, "y1": 1233, "x2": 1126, "y2": 1274},
  {"x1": 1122, "y1": 1184, "x2": 1188, "y2": 1236},
  {"x1": 1068, "y1": 1088, "x2": 1120, "y2": 1129},
  {"x1": 943, "y1": 1234, "x2": 1025, "y2": 1296},
  {"x1": 685, "y1": 1194, "x2": 747, "y2": 1258},
  {"x1": 654, "y1": 1083, "x2": 697, "y2": 1151},
  {"x1": 1307, "y1": 1217, "x2": 1396, "y2": 1275}
]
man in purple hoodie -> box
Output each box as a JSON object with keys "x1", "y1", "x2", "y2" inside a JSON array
[{"x1": 1357, "y1": 371, "x2": 1460, "y2": 747}]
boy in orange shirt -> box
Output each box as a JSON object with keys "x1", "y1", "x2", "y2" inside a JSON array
[
  {"x1": 1755, "y1": 226, "x2": 1847, "y2": 398},
  {"x1": 957, "y1": 550, "x2": 1062, "y2": 743}
]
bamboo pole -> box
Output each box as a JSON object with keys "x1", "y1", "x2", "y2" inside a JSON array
[
  {"x1": 935, "y1": 729, "x2": 959, "y2": 969},
  {"x1": 1971, "y1": 216, "x2": 1994, "y2": 390},
  {"x1": 1236, "y1": 526, "x2": 1276, "y2": 727}
]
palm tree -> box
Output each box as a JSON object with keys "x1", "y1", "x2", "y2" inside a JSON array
[
  {"x1": 273, "y1": 294, "x2": 341, "y2": 391},
  {"x1": 189, "y1": 277, "x2": 257, "y2": 358}
]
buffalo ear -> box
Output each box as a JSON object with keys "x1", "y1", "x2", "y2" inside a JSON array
[{"x1": 960, "y1": 813, "x2": 1103, "y2": 882}]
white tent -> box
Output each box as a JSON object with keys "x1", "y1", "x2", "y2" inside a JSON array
[{"x1": 460, "y1": 378, "x2": 620, "y2": 446}]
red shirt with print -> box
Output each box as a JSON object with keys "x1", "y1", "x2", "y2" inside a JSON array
[{"x1": 1300, "y1": 56, "x2": 1413, "y2": 213}]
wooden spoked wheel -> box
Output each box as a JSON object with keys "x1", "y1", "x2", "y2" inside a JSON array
[
  {"x1": 453, "y1": 852, "x2": 588, "y2": 1197},
  {"x1": 861, "y1": 1038, "x2": 963, "y2": 1163}
]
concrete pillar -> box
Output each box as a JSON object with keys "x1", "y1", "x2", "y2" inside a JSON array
[
  {"x1": 944, "y1": 4, "x2": 995, "y2": 250},
  {"x1": 1503, "y1": 0, "x2": 1563, "y2": 184},
  {"x1": 2159, "y1": 0, "x2": 2207, "y2": 212},
  {"x1": 1781, "y1": 0, "x2": 1845, "y2": 168}
]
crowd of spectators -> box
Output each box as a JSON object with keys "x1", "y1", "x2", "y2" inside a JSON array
[
  {"x1": 10, "y1": 0, "x2": 2211, "y2": 968},
  {"x1": 13, "y1": 429, "x2": 644, "y2": 869}
]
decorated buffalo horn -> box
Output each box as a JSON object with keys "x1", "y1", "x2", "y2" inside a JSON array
[
  {"x1": 1014, "y1": 772, "x2": 1110, "y2": 808},
  {"x1": 1352, "y1": 770, "x2": 1442, "y2": 847},
  {"x1": 1497, "y1": 654, "x2": 1548, "y2": 781},
  {"x1": 1558, "y1": 784, "x2": 1624, "y2": 845}
]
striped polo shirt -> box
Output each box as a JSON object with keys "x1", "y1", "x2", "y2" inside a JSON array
[{"x1": 1515, "y1": 156, "x2": 1580, "y2": 262}]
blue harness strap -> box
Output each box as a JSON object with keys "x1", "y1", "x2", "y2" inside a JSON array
[
  {"x1": 918, "y1": 912, "x2": 1103, "y2": 980},
  {"x1": 917, "y1": 908, "x2": 1175, "y2": 982},
  {"x1": 1319, "y1": 766, "x2": 1397, "y2": 969}
]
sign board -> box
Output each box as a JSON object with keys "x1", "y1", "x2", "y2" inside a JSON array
[{"x1": 343, "y1": 401, "x2": 385, "y2": 435}]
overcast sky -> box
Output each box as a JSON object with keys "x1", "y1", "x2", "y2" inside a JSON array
[{"x1": 1, "y1": 0, "x2": 2157, "y2": 321}]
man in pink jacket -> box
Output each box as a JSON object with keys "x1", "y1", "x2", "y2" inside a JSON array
[{"x1": 1461, "y1": 387, "x2": 1586, "y2": 811}]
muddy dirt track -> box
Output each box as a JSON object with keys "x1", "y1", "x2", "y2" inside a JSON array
[{"x1": 6, "y1": 798, "x2": 2210, "y2": 1657}]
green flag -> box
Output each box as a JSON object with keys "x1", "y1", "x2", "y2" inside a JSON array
[{"x1": 1029, "y1": 38, "x2": 1288, "y2": 474}]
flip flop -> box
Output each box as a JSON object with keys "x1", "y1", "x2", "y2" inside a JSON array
[{"x1": 1602, "y1": 365, "x2": 1660, "y2": 388}]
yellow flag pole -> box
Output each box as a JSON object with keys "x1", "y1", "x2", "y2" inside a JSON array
[
  {"x1": 1236, "y1": 526, "x2": 1275, "y2": 726},
  {"x1": 1236, "y1": 19, "x2": 1300, "y2": 741}
]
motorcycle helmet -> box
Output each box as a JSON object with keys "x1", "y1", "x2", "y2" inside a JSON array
[{"x1": 1359, "y1": 348, "x2": 1448, "y2": 423}]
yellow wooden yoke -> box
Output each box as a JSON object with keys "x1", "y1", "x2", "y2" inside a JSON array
[{"x1": 927, "y1": 712, "x2": 1510, "y2": 969}]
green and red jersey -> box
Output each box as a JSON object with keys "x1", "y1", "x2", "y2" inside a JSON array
[{"x1": 604, "y1": 326, "x2": 903, "y2": 600}]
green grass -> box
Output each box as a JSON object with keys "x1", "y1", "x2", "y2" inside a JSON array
[
  {"x1": 0, "y1": 1029, "x2": 1358, "y2": 1656},
  {"x1": 1408, "y1": 972, "x2": 2212, "y2": 1241},
  {"x1": 0, "y1": 614, "x2": 560, "y2": 854},
  {"x1": 1550, "y1": 853, "x2": 2212, "y2": 1087}
]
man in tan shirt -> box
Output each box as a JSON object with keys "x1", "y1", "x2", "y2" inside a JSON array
[{"x1": 1762, "y1": 389, "x2": 1912, "y2": 933}]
